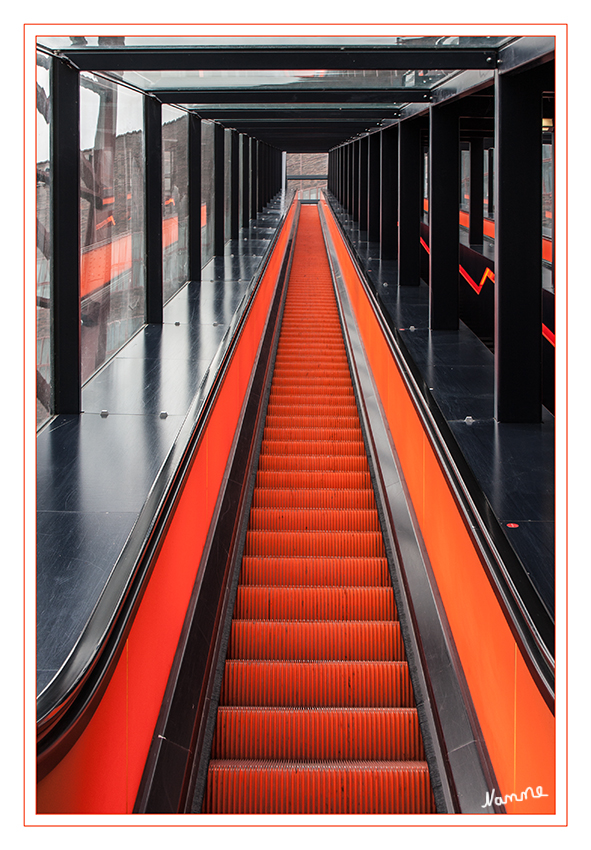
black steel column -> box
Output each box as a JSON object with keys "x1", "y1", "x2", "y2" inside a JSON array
[
  {"x1": 188, "y1": 113, "x2": 202, "y2": 280},
  {"x1": 494, "y1": 67, "x2": 543, "y2": 422},
  {"x1": 352, "y1": 140, "x2": 360, "y2": 222},
  {"x1": 257, "y1": 142, "x2": 264, "y2": 212},
  {"x1": 231, "y1": 130, "x2": 240, "y2": 239},
  {"x1": 250, "y1": 139, "x2": 258, "y2": 219},
  {"x1": 469, "y1": 136, "x2": 484, "y2": 246},
  {"x1": 51, "y1": 56, "x2": 80, "y2": 413},
  {"x1": 344, "y1": 145, "x2": 350, "y2": 213},
  {"x1": 359, "y1": 135, "x2": 369, "y2": 232},
  {"x1": 368, "y1": 132, "x2": 381, "y2": 243},
  {"x1": 347, "y1": 142, "x2": 355, "y2": 218},
  {"x1": 144, "y1": 96, "x2": 163, "y2": 323},
  {"x1": 381, "y1": 127, "x2": 398, "y2": 261},
  {"x1": 398, "y1": 120, "x2": 422, "y2": 282},
  {"x1": 429, "y1": 103, "x2": 459, "y2": 328},
  {"x1": 241, "y1": 135, "x2": 250, "y2": 227},
  {"x1": 487, "y1": 147, "x2": 495, "y2": 218},
  {"x1": 214, "y1": 122, "x2": 225, "y2": 255}
]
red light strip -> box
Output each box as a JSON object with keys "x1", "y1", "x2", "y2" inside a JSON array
[
  {"x1": 542, "y1": 324, "x2": 556, "y2": 346},
  {"x1": 459, "y1": 264, "x2": 495, "y2": 295},
  {"x1": 419, "y1": 240, "x2": 554, "y2": 346}
]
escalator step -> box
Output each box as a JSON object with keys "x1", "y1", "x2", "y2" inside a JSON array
[
  {"x1": 227, "y1": 619, "x2": 404, "y2": 661},
  {"x1": 248, "y1": 507, "x2": 381, "y2": 532},
  {"x1": 211, "y1": 707, "x2": 424, "y2": 760},
  {"x1": 239, "y1": 556, "x2": 390, "y2": 587},
  {"x1": 204, "y1": 760, "x2": 434, "y2": 814},
  {"x1": 243, "y1": 529, "x2": 385, "y2": 557},
  {"x1": 233, "y1": 586, "x2": 397, "y2": 621},
  {"x1": 219, "y1": 660, "x2": 415, "y2": 707},
  {"x1": 251, "y1": 488, "x2": 375, "y2": 510}
]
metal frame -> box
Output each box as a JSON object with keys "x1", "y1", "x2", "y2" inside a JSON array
[
  {"x1": 494, "y1": 64, "x2": 544, "y2": 422},
  {"x1": 59, "y1": 46, "x2": 499, "y2": 72},
  {"x1": 428, "y1": 101, "x2": 460, "y2": 329},
  {"x1": 188, "y1": 113, "x2": 202, "y2": 280},
  {"x1": 144, "y1": 96, "x2": 163, "y2": 323},
  {"x1": 397, "y1": 118, "x2": 422, "y2": 283},
  {"x1": 155, "y1": 88, "x2": 430, "y2": 105},
  {"x1": 51, "y1": 55, "x2": 81, "y2": 414}
]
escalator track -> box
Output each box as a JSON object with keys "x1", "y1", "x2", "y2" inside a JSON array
[{"x1": 201, "y1": 205, "x2": 435, "y2": 814}]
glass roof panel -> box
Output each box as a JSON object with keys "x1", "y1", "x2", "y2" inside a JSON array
[
  {"x1": 37, "y1": 35, "x2": 513, "y2": 50},
  {"x1": 85, "y1": 68, "x2": 455, "y2": 91}
]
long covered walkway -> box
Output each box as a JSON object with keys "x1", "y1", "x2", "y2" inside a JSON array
[{"x1": 33, "y1": 32, "x2": 559, "y2": 818}]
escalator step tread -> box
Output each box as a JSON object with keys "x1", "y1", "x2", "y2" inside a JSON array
[{"x1": 233, "y1": 586, "x2": 397, "y2": 621}]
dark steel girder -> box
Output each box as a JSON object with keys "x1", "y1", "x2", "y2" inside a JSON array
[
  {"x1": 154, "y1": 87, "x2": 430, "y2": 104},
  {"x1": 194, "y1": 107, "x2": 401, "y2": 121},
  {"x1": 60, "y1": 46, "x2": 497, "y2": 71}
]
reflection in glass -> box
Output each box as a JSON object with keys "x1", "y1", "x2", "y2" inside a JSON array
[
  {"x1": 460, "y1": 149, "x2": 470, "y2": 214},
  {"x1": 542, "y1": 141, "x2": 553, "y2": 240},
  {"x1": 422, "y1": 150, "x2": 429, "y2": 223},
  {"x1": 201, "y1": 120, "x2": 215, "y2": 265},
  {"x1": 37, "y1": 35, "x2": 513, "y2": 50},
  {"x1": 286, "y1": 152, "x2": 327, "y2": 201},
  {"x1": 79, "y1": 73, "x2": 146, "y2": 383},
  {"x1": 162, "y1": 105, "x2": 189, "y2": 303},
  {"x1": 37, "y1": 51, "x2": 52, "y2": 428}
]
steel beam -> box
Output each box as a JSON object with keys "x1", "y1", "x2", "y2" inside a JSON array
[
  {"x1": 214, "y1": 122, "x2": 225, "y2": 254},
  {"x1": 188, "y1": 114, "x2": 201, "y2": 279},
  {"x1": 62, "y1": 46, "x2": 497, "y2": 72},
  {"x1": 494, "y1": 66, "x2": 544, "y2": 422},
  {"x1": 429, "y1": 102, "x2": 459, "y2": 328},
  {"x1": 51, "y1": 56, "x2": 81, "y2": 413},
  {"x1": 397, "y1": 119, "x2": 421, "y2": 281},
  {"x1": 368, "y1": 131, "x2": 381, "y2": 242},
  {"x1": 154, "y1": 87, "x2": 430, "y2": 105},
  {"x1": 144, "y1": 96, "x2": 163, "y2": 323}
]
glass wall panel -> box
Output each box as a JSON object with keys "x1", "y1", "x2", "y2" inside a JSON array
[
  {"x1": 238, "y1": 135, "x2": 243, "y2": 222},
  {"x1": 224, "y1": 128, "x2": 232, "y2": 241},
  {"x1": 423, "y1": 150, "x2": 429, "y2": 223},
  {"x1": 201, "y1": 120, "x2": 215, "y2": 266},
  {"x1": 542, "y1": 140, "x2": 553, "y2": 240},
  {"x1": 285, "y1": 152, "x2": 327, "y2": 200},
  {"x1": 483, "y1": 148, "x2": 490, "y2": 218},
  {"x1": 162, "y1": 105, "x2": 189, "y2": 303},
  {"x1": 36, "y1": 51, "x2": 52, "y2": 428},
  {"x1": 79, "y1": 73, "x2": 145, "y2": 383},
  {"x1": 460, "y1": 149, "x2": 470, "y2": 213}
]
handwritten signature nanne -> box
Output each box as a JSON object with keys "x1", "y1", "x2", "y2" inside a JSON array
[{"x1": 482, "y1": 786, "x2": 549, "y2": 808}]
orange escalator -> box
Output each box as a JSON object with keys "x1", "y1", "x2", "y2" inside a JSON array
[{"x1": 202, "y1": 205, "x2": 435, "y2": 814}]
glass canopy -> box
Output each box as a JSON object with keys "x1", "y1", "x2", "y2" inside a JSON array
[{"x1": 37, "y1": 35, "x2": 513, "y2": 50}]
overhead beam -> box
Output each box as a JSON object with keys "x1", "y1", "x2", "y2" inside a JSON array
[
  {"x1": 60, "y1": 46, "x2": 497, "y2": 72},
  {"x1": 192, "y1": 108, "x2": 401, "y2": 121},
  {"x1": 154, "y1": 88, "x2": 430, "y2": 104}
]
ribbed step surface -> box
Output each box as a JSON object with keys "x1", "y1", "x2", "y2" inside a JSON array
[{"x1": 203, "y1": 204, "x2": 434, "y2": 813}]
